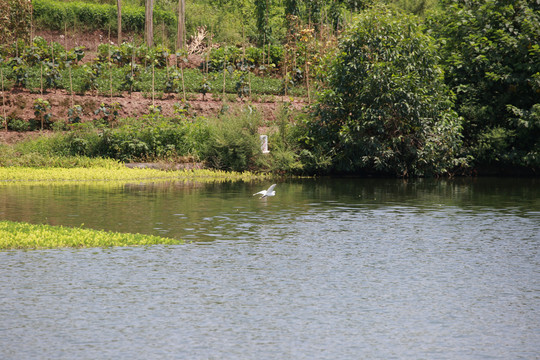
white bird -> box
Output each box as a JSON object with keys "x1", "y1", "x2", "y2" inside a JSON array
[{"x1": 253, "y1": 184, "x2": 277, "y2": 199}]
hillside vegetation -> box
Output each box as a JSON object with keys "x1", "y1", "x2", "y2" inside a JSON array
[{"x1": 0, "y1": 0, "x2": 538, "y2": 176}]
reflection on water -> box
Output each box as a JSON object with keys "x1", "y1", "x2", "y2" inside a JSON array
[
  {"x1": 0, "y1": 177, "x2": 539, "y2": 359},
  {"x1": 1, "y1": 177, "x2": 538, "y2": 242}
]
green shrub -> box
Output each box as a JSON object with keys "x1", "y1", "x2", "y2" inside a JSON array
[
  {"x1": 33, "y1": 97, "x2": 53, "y2": 130},
  {"x1": 7, "y1": 117, "x2": 29, "y2": 131},
  {"x1": 203, "y1": 109, "x2": 263, "y2": 172},
  {"x1": 59, "y1": 116, "x2": 210, "y2": 162},
  {"x1": 311, "y1": 6, "x2": 466, "y2": 176},
  {"x1": 428, "y1": 0, "x2": 540, "y2": 172},
  {"x1": 208, "y1": 45, "x2": 283, "y2": 73}
]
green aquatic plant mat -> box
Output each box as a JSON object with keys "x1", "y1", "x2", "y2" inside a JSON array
[
  {"x1": 0, "y1": 167, "x2": 271, "y2": 184},
  {"x1": 0, "y1": 221, "x2": 181, "y2": 250}
]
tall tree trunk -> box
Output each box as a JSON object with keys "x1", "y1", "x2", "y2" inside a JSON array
[
  {"x1": 176, "y1": 0, "x2": 185, "y2": 50},
  {"x1": 145, "y1": 0, "x2": 154, "y2": 47},
  {"x1": 117, "y1": 0, "x2": 122, "y2": 44}
]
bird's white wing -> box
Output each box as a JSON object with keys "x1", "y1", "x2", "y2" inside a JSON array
[
  {"x1": 253, "y1": 190, "x2": 266, "y2": 196},
  {"x1": 266, "y1": 184, "x2": 277, "y2": 192}
]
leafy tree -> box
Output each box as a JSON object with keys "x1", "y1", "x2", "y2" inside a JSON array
[
  {"x1": 428, "y1": 0, "x2": 540, "y2": 171},
  {"x1": 255, "y1": 0, "x2": 272, "y2": 45},
  {"x1": 306, "y1": 0, "x2": 323, "y2": 27},
  {"x1": 285, "y1": 0, "x2": 300, "y2": 18},
  {"x1": 308, "y1": 6, "x2": 466, "y2": 176}
]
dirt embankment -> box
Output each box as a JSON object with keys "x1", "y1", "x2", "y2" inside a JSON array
[{"x1": 2, "y1": 89, "x2": 306, "y2": 124}]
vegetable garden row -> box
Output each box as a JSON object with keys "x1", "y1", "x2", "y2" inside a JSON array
[{"x1": 0, "y1": 36, "x2": 307, "y2": 100}]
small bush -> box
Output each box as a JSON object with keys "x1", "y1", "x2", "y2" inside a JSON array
[
  {"x1": 203, "y1": 108, "x2": 263, "y2": 172},
  {"x1": 207, "y1": 45, "x2": 283, "y2": 73},
  {"x1": 7, "y1": 117, "x2": 29, "y2": 132}
]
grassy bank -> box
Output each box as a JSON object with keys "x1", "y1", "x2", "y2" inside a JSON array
[
  {"x1": 1, "y1": 106, "x2": 305, "y2": 174},
  {"x1": 0, "y1": 220, "x2": 181, "y2": 249}
]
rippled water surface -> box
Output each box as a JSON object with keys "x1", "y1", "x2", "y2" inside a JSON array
[{"x1": 1, "y1": 177, "x2": 539, "y2": 359}]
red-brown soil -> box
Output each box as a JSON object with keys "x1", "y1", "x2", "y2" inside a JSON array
[
  {"x1": 2, "y1": 88, "x2": 305, "y2": 121},
  {"x1": 0, "y1": 88, "x2": 306, "y2": 143}
]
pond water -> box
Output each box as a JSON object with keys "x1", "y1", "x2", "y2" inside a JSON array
[{"x1": 0, "y1": 177, "x2": 539, "y2": 359}]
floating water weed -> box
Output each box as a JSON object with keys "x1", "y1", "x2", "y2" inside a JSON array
[
  {"x1": 0, "y1": 167, "x2": 271, "y2": 185},
  {"x1": 0, "y1": 221, "x2": 181, "y2": 250}
]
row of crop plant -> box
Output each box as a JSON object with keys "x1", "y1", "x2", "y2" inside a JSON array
[{"x1": 0, "y1": 37, "x2": 307, "y2": 100}]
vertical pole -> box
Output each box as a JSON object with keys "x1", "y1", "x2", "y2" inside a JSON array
[
  {"x1": 30, "y1": 2, "x2": 34, "y2": 42},
  {"x1": 1, "y1": 68, "x2": 6, "y2": 132},
  {"x1": 108, "y1": 26, "x2": 113, "y2": 101},
  {"x1": 222, "y1": 53, "x2": 226, "y2": 98},
  {"x1": 305, "y1": 33, "x2": 310, "y2": 104},
  {"x1": 131, "y1": 39, "x2": 135, "y2": 97},
  {"x1": 180, "y1": 52, "x2": 186, "y2": 102},
  {"x1": 66, "y1": 23, "x2": 73, "y2": 107},
  {"x1": 176, "y1": 0, "x2": 185, "y2": 51},
  {"x1": 40, "y1": 63, "x2": 43, "y2": 96},
  {"x1": 145, "y1": 0, "x2": 154, "y2": 47},
  {"x1": 117, "y1": 0, "x2": 122, "y2": 44}
]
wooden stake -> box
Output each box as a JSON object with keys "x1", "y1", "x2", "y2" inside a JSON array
[
  {"x1": 176, "y1": 0, "x2": 185, "y2": 51},
  {"x1": 1, "y1": 68, "x2": 7, "y2": 132},
  {"x1": 305, "y1": 35, "x2": 311, "y2": 104},
  {"x1": 162, "y1": 20, "x2": 166, "y2": 48},
  {"x1": 152, "y1": 62, "x2": 155, "y2": 106},
  {"x1": 108, "y1": 26, "x2": 113, "y2": 101},
  {"x1": 65, "y1": 23, "x2": 73, "y2": 107},
  {"x1": 222, "y1": 54, "x2": 226, "y2": 98},
  {"x1": 131, "y1": 39, "x2": 135, "y2": 97},
  {"x1": 40, "y1": 63, "x2": 43, "y2": 96},
  {"x1": 243, "y1": 22, "x2": 250, "y2": 100},
  {"x1": 206, "y1": 33, "x2": 212, "y2": 77},
  {"x1": 180, "y1": 53, "x2": 186, "y2": 102},
  {"x1": 117, "y1": 0, "x2": 122, "y2": 44},
  {"x1": 30, "y1": 2, "x2": 34, "y2": 42}
]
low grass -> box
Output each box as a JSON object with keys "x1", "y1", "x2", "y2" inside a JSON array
[{"x1": 0, "y1": 220, "x2": 181, "y2": 250}]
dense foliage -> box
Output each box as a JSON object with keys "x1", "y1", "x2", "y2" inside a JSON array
[
  {"x1": 0, "y1": 109, "x2": 270, "y2": 172},
  {"x1": 0, "y1": 0, "x2": 32, "y2": 44},
  {"x1": 307, "y1": 7, "x2": 466, "y2": 176},
  {"x1": 32, "y1": 0, "x2": 176, "y2": 32},
  {"x1": 0, "y1": 37, "x2": 305, "y2": 98},
  {"x1": 428, "y1": 0, "x2": 540, "y2": 172},
  {"x1": 2, "y1": 0, "x2": 538, "y2": 177},
  {"x1": 204, "y1": 109, "x2": 264, "y2": 172},
  {"x1": 29, "y1": 0, "x2": 437, "y2": 46}
]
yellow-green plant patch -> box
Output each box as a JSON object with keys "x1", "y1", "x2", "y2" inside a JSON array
[
  {"x1": 0, "y1": 167, "x2": 271, "y2": 185},
  {"x1": 0, "y1": 221, "x2": 181, "y2": 250}
]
